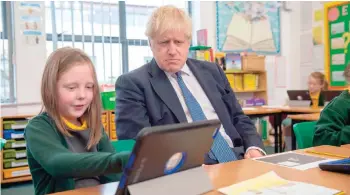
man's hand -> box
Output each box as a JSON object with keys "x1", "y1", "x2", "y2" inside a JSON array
[{"x1": 244, "y1": 149, "x2": 264, "y2": 159}]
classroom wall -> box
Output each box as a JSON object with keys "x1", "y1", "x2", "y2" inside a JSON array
[
  {"x1": 1, "y1": 2, "x2": 323, "y2": 116},
  {"x1": 196, "y1": 1, "x2": 328, "y2": 105},
  {"x1": 197, "y1": 2, "x2": 288, "y2": 105},
  {"x1": 1, "y1": 2, "x2": 46, "y2": 116},
  {"x1": 299, "y1": 2, "x2": 326, "y2": 88}
]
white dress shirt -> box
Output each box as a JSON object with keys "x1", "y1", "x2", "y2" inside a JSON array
[{"x1": 164, "y1": 64, "x2": 265, "y2": 155}]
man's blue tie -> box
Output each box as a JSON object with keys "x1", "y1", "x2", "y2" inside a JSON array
[{"x1": 175, "y1": 72, "x2": 237, "y2": 163}]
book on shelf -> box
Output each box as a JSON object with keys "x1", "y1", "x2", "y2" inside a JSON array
[
  {"x1": 226, "y1": 73, "x2": 260, "y2": 91},
  {"x1": 195, "y1": 49, "x2": 213, "y2": 62},
  {"x1": 243, "y1": 74, "x2": 259, "y2": 91},
  {"x1": 227, "y1": 74, "x2": 244, "y2": 91},
  {"x1": 188, "y1": 46, "x2": 214, "y2": 62},
  {"x1": 225, "y1": 53, "x2": 242, "y2": 70},
  {"x1": 215, "y1": 52, "x2": 226, "y2": 70},
  {"x1": 197, "y1": 29, "x2": 208, "y2": 46}
]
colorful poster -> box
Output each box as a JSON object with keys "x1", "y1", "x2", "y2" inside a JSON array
[
  {"x1": 313, "y1": 9, "x2": 323, "y2": 22},
  {"x1": 18, "y1": 2, "x2": 41, "y2": 13},
  {"x1": 18, "y1": 2, "x2": 44, "y2": 46},
  {"x1": 324, "y1": 2, "x2": 350, "y2": 89},
  {"x1": 312, "y1": 26, "x2": 323, "y2": 45},
  {"x1": 216, "y1": 2, "x2": 281, "y2": 55}
]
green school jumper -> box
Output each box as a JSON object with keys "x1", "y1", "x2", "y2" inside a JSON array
[
  {"x1": 24, "y1": 113, "x2": 130, "y2": 195},
  {"x1": 313, "y1": 90, "x2": 350, "y2": 146}
]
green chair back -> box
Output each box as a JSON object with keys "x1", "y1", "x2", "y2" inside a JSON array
[
  {"x1": 111, "y1": 140, "x2": 135, "y2": 181},
  {"x1": 111, "y1": 139, "x2": 135, "y2": 153},
  {"x1": 293, "y1": 121, "x2": 317, "y2": 149}
]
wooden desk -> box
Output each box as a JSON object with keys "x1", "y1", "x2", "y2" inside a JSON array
[
  {"x1": 243, "y1": 107, "x2": 282, "y2": 153},
  {"x1": 51, "y1": 146, "x2": 350, "y2": 195},
  {"x1": 243, "y1": 107, "x2": 281, "y2": 115},
  {"x1": 242, "y1": 106, "x2": 324, "y2": 152},
  {"x1": 262, "y1": 106, "x2": 324, "y2": 152},
  {"x1": 204, "y1": 146, "x2": 350, "y2": 195},
  {"x1": 342, "y1": 144, "x2": 350, "y2": 149},
  {"x1": 280, "y1": 106, "x2": 323, "y2": 113},
  {"x1": 288, "y1": 113, "x2": 320, "y2": 121}
]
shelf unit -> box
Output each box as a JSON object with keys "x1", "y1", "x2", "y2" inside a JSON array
[
  {"x1": 1, "y1": 115, "x2": 34, "y2": 184},
  {"x1": 1, "y1": 111, "x2": 117, "y2": 184},
  {"x1": 225, "y1": 70, "x2": 267, "y2": 103},
  {"x1": 224, "y1": 55, "x2": 268, "y2": 105},
  {"x1": 108, "y1": 111, "x2": 117, "y2": 140}
]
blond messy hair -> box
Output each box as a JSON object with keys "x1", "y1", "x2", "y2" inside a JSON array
[
  {"x1": 310, "y1": 71, "x2": 328, "y2": 90},
  {"x1": 145, "y1": 5, "x2": 192, "y2": 40},
  {"x1": 41, "y1": 47, "x2": 102, "y2": 149}
]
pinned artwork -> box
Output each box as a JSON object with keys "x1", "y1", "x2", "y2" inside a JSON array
[{"x1": 216, "y1": 2, "x2": 281, "y2": 54}]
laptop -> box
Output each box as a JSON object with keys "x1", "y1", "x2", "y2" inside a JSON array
[
  {"x1": 323, "y1": 90, "x2": 342, "y2": 102},
  {"x1": 115, "y1": 119, "x2": 221, "y2": 195},
  {"x1": 287, "y1": 90, "x2": 311, "y2": 107},
  {"x1": 319, "y1": 158, "x2": 350, "y2": 174}
]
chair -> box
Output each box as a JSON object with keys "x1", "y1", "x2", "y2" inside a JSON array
[
  {"x1": 293, "y1": 121, "x2": 317, "y2": 149},
  {"x1": 111, "y1": 139, "x2": 135, "y2": 152}
]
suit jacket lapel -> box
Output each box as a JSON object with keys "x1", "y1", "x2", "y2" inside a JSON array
[
  {"x1": 148, "y1": 59, "x2": 187, "y2": 123},
  {"x1": 187, "y1": 60, "x2": 228, "y2": 124}
]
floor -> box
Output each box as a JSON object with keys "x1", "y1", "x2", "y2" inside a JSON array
[
  {"x1": 1, "y1": 181, "x2": 34, "y2": 195},
  {"x1": 1, "y1": 146, "x2": 276, "y2": 194}
]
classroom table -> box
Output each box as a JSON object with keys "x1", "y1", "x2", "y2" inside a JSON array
[
  {"x1": 242, "y1": 106, "x2": 324, "y2": 153},
  {"x1": 289, "y1": 113, "x2": 321, "y2": 150},
  {"x1": 279, "y1": 106, "x2": 323, "y2": 113},
  {"x1": 243, "y1": 106, "x2": 323, "y2": 152},
  {"x1": 288, "y1": 113, "x2": 320, "y2": 121},
  {"x1": 50, "y1": 145, "x2": 350, "y2": 195},
  {"x1": 243, "y1": 107, "x2": 282, "y2": 153},
  {"x1": 342, "y1": 144, "x2": 350, "y2": 149}
]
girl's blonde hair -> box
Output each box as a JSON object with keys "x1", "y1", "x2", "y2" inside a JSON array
[
  {"x1": 41, "y1": 47, "x2": 102, "y2": 149},
  {"x1": 145, "y1": 5, "x2": 192, "y2": 40},
  {"x1": 310, "y1": 71, "x2": 328, "y2": 90}
]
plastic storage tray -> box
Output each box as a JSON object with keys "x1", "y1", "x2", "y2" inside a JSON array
[
  {"x1": 4, "y1": 140, "x2": 26, "y2": 149},
  {"x1": 3, "y1": 149, "x2": 27, "y2": 159}
]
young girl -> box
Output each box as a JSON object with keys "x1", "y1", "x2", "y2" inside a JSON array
[
  {"x1": 313, "y1": 64, "x2": 350, "y2": 146},
  {"x1": 308, "y1": 72, "x2": 328, "y2": 107},
  {"x1": 282, "y1": 71, "x2": 328, "y2": 150},
  {"x1": 24, "y1": 47, "x2": 130, "y2": 195}
]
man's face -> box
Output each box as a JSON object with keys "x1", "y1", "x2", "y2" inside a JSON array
[{"x1": 150, "y1": 30, "x2": 190, "y2": 73}]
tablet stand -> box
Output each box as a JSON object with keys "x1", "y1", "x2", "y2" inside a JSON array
[{"x1": 127, "y1": 166, "x2": 214, "y2": 195}]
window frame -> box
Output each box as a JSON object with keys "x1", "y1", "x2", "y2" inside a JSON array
[
  {"x1": 1, "y1": 1, "x2": 16, "y2": 104},
  {"x1": 46, "y1": 1, "x2": 190, "y2": 74}
]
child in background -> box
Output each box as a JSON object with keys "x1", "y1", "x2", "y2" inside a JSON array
[
  {"x1": 313, "y1": 64, "x2": 350, "y2": 146},
  {"x1": 24, "y1": 47, "x2": 130, "y2": 195},
  {"x1": 282, "y1": 71, "x2": 328, "y2": 151},
  {"x1": 308, "y1": 72, "x2": 328, "y2": 107}
]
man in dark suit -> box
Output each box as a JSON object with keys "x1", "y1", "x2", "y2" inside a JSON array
[{"x1": 115, "y1": 5, "x2": 265, "y2": 164}]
